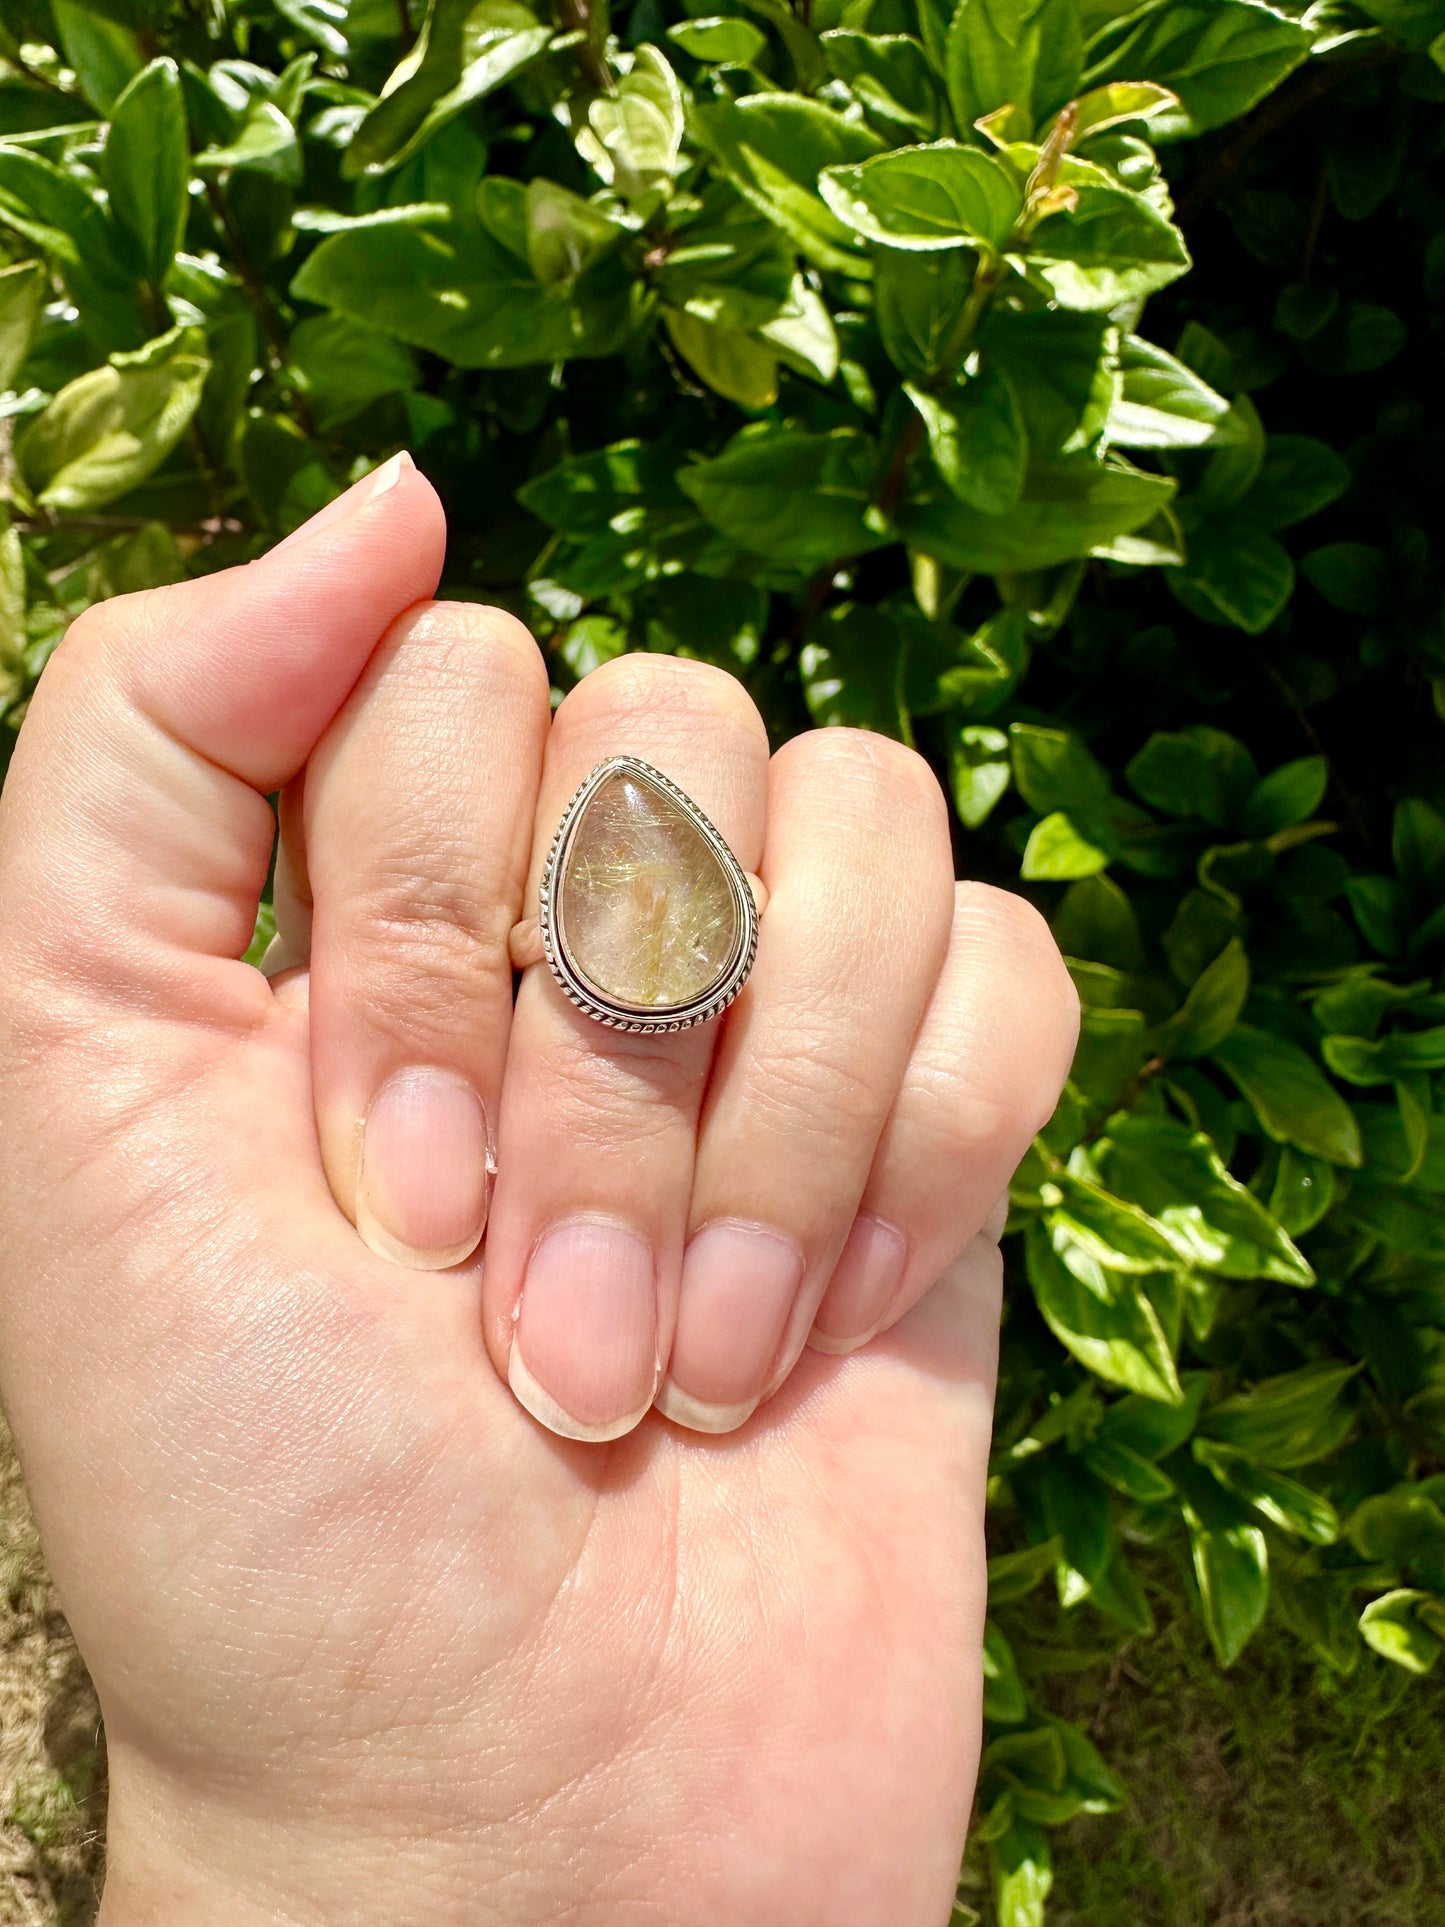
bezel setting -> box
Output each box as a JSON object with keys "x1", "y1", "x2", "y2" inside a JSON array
[{"x1": 538, "y1": 756, "x2": 759, "y2": 1033}]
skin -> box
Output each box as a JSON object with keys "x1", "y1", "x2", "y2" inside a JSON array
[{"x1": 0, "y1": 458, "x2": 1078, "y2": 1926}]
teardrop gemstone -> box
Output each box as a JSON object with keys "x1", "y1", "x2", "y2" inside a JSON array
[{"x1": 556, "y1": 768, "x2": 743, "y2": 1011}]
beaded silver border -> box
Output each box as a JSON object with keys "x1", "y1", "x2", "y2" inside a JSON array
[{"x1": 538, "y1": 756, "x2": 759, "y2": 1033}]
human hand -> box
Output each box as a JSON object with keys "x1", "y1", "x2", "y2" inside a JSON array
[{"x1": 0, "y1": 459, "x2": 1077, "y2": 1925}]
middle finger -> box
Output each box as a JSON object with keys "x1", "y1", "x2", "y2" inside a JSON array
[{"x1": 482, "y1": 655, "x2": 769, "y2": 1442}]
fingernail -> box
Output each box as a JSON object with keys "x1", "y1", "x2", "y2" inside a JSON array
[
  {"x1": 655, "y1": 1223, "x2": 805, "y2": 1434},
  {"x1": 509, "y1": 1218, "x2": 657, "y2": 1443},
  {"x1": 356, "y1": 1066, "x2": 490, "y2": 1270},
  {"x1": 270, "y1": 451, "x2": 412, "y2": 557},
  {"x1": 808, "y1": 1216, "x2": 909, "y2": 1355}
]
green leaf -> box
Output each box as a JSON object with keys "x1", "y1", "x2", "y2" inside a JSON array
[
  {"x1": 987, "y1": 1537, "x2": 1063, "y2": 1603},
  {"x1": 525, "y1": 180, "x2": 623, "y2": 286},
  {"x1": 1240, "y1": 757, "x2": 1329, "y2": 838},
  {"x1": 0, "y1": 260, "x2": 46, "y2": 392},
  {"x1": 0, "y1": 147, "x2": 142, "y2": 347},
  {"x1": 663, "y1": 309, "x2": 778, "y2": 410},
  {"x1": 907, "y1": 371, "x2": 1026, "y2": 513},
  {"x1": 1392, "y1": 798, "x2": 1445, "y2": 909},
  {"x1": 1050, "y1": 1168, "x2": 1191, "y2": 1273},
  {"x1": 985, "y1": 309, "x2": 1118, "y2": 460},
  {"x1": 982, "y1": 1620, "x2": 1029, "y2": 1723},
  {"x1": 1022, "y1": 811, "x2": 1111, "y2": 880},
  {"x1": 1027, "y1": 177, "x2": 1190, "y2": 312},
  {"x1": 51, "y1": 0, "x2": 144, "y2": 114},
  {"x1": 1325, "y1": 1026, "x2": 1445, "y2": 1085},
  {"x1": 1010, "y1": 723, "x2": 1113, "y2": 815},
  {"x1": 1359, "y1": 1590, "x2": 1444, "y2": 1674},
  {"x1": 580, "y1": 46, "x2": 686, "y2": 204},
  {"x1": 1347, "y1": 1491, "x2": 1445, "y2": 1592},
  {"x1": 1199, "y1": 1361, "x2": 1358, "y2": 1470},
  {"x1": 898, "y1": 457, "x2": 1175, "y2": 574},
  {"x1": 1171, "y1": 519, "x2": 1294, "y2": 634},
  {"x1": 518, "y1": 438, "x2": 687, "y2": 536},
  {"x1": 1107, "y1": 334, "x2": 1233, "y2": 449},
  {"x1": 344, "y1": 0, "x2": 552, "y2": 179},
  {"x1": 678, "y1": 426, "x2": 886, "y2": 573},
  {"x1": 693, "y1": 94, "x2": 884, "y2": 273},
  {"x1": 15, "y1": 325, "x2": 210, "y2": 513},
  {"x1": 1065, "y1": 78, "x2": 1180, "y2": 138},
  {"x1": 1126, "y1": 724, "x2": 1256, "y2": 827},
  {"x1": 288, "y1": 314, "x2": 418, "y2": 429},
  {"x1": 873, "y1": 247, "x2": 975, "y2": 379},
  {"x1": 1026, "y1": 1220, "x2": 1184, "y2": 1404},
  {"x1": 819, "y1": 141, "x2": 1024, "y2": 251},
  {"x1": 102, "y1": 59, "x2": 190, "y2": 289},
  {"x1": 1054, "y1": 874, "x2": 1143, "y2": 971},
  {"x1": 1188, "y1": 1513, "x2": 1268, "y2": 1666},
  {"x1": 291, "y1": 221, "x2": 631, "y2": 368},
  {"x1": 654, "y1": 191, "x2": 795, "y2": 330},
  {"x1": 1269, "y1": 1146, "x2": 1337, "y2": 1238},
  {"x1": 946, "y1": 0, "x2": 1084, "y2": 137},
  {"x1": 1241, "y1": 435, "x2": 1351, "y2": 531},
  {"x1": 1213, "y1": 1023, "x2": 1363, "y2": 1168},
  {"x1": 952, "y1": 723, "x2": 1013, "y2": 827},
  {"x1": 1083, "y1": 1434, "x2": 1176, "y2": 1502},
  {"x1": 1082, "y1": 0, "x2": 1313, "y2": 137},
  {"x1": 759, "y1": 278, "x2": 840, "y2": 382},
  {"x1": 1098, "y1": 1374, "x2": 1208, "y2": 1459},
  {"x1": 822, "y1": 30, "x2": 939, "y2": 135},
  {"x1": 1194, "y1": 1439, "x2": 1339, "y2": 1544},
  {"x1": 196, "y1": 105, "x2": 303, "y2": 184},
  {"x1": 799, "y1": 603, "x2": 909, "y2": 736},
  {"x1": 1157, "y1": 940, "x2": 1251, "y2": 1060},
  {"x1": 1301, "y1": 542, "x2": 1391, "y2": 616},
  {"x1": 990, "y1": 1820, "x2": 1052, "y2": 1927},
  {"x1": 668, "y1": 16, "x2": 768, "y2": 63},
  {"x1": 1096, "y1": 1112, "x2": 1314, "y2": 1285}
]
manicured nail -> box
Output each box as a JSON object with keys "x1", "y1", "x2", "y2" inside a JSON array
[
  {"x1": 809, "y1": 1215, "x2": 909, "y2": 1355},
  {"x1": 270, "y1": 451, "x2": 412, "y2": 557},
  {"x1": 356, "y1": 1066, "x2": 490, "y2": 1270},
  {"x1": 655, "y1": 1223, "x2": 805, "y2": 1434},
  {"x1": 509, "y1": 1218, "x2": 657, "y2": 1443}
]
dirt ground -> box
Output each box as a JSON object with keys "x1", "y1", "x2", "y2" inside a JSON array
[{"x1": 0, "y1": 1419, "x2": 104, "y2": 1927}]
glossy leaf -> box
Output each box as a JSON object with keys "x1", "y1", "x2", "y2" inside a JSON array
[
  {"x1": 1213, "y1": 1023, "x2": 1364, "y2": 1168},
  {"x1": 819, "y1": 141, "x2": 1024, "y2": 251}
]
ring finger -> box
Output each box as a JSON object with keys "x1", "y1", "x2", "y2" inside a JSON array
[{"x1": 656, "y1": 727, "x2": 957, "y2": 1433}]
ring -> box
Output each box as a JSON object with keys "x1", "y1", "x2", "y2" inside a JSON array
[{"x1": 508, "y1": 756, "x2": 762, "y2": 1033}]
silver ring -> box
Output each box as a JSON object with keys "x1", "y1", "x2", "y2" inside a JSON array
[{"x1": 519, "y1": 756, "x2": 760, "y2": 1033}]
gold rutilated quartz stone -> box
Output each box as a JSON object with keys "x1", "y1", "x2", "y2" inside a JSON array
[{"x1": 556, "y1": 767, "x2": 742, "y2": 1010}]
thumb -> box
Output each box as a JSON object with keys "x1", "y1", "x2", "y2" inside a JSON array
[{"x1": 0, "y1": 454, "x2": 445, "y2": 1014}]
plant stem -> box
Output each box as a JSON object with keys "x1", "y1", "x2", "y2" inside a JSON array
[
  {"x1": 1178, "y1": 42, "x2": 1398, "y2": 223},
  {"x1": 202, "y1": 177, "x2": 316, "y2": 437},
  {"x1": 556, "y1": 0, "x2": 611, "y2": 92},
  {"x1": 875, "y1": 251, "x2": 1007, "y2": 522},
  {"x1": 12, "y1": 512, "x2": 245, "y2": 539}
]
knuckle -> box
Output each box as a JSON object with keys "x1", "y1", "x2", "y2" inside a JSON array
[
  {"x1": 348, "y1": 853, "x2": 513, "y2": 980},
  {"x1": 778, "y1": 729, "x2": 946, "y2": 825},
  {"x1": 558, "y1": 651, "x2": 765, "y2": 743},
  {"x1": 743, "y1": 1031, "x2": 888, "y2": 1144},
  {"x1": 535, "y1": 1021, "x2": 704, "y2": 1138},
  {"x1": 390, "y1": 601, "x2": 548, "y2": 707},
  {"x1": 408, "y1": 605, "x2": 554, "y2": 705},
  {"x1": 907, "y1": 1055, "x2": 1018, "y2": 1169}
]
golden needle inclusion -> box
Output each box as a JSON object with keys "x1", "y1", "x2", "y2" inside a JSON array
[{"x1": 558, "y1": 770, "x2": 740, "y2": 1009}]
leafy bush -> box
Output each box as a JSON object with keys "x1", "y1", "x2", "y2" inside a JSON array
[{"x1": 3, "y1": 1, "x2": 1444, "y2": 1921}]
